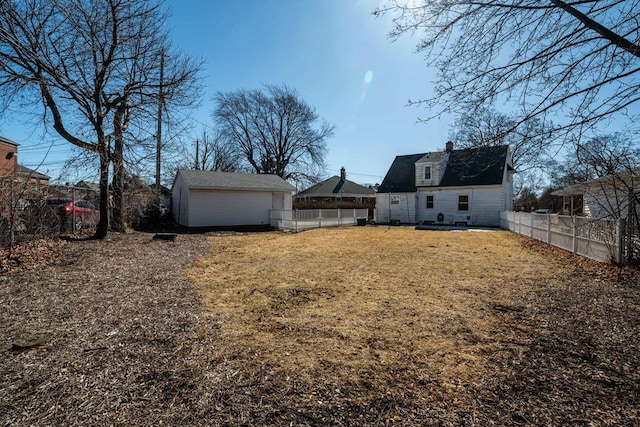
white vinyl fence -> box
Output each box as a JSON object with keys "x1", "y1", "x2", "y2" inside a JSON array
[
  {"x1": 271, "y1": 209, "x2": 369, "y2": 232},
  {"x1": 501, "y1": 211, "x2": 622, "y2": 263}
]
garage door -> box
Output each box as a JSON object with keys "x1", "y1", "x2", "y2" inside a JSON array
[{"x1": 189, "y1": 190, "x2": 272, "y2": 227}]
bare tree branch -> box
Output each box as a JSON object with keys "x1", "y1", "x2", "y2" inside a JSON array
[
  {"x1": 375, "y1": 0, "x2": 640, "y2": 143},
  {"x1": 213, "y1": 84, "x2": 333, "y2": 184}
]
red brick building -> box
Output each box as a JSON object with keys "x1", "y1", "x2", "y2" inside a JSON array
[{"x1": 0, "y1": 136, "x2": 18, "y2": 178}]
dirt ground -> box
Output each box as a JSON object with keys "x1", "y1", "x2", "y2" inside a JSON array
[{"x1": 1, "y1": 228, "x2": 639, "y2": 426}]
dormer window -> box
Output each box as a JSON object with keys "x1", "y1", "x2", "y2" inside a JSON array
[{"x1": 424, "y1": 165, "x2": 432, "y2": 180}]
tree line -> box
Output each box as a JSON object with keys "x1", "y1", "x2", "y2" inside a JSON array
[
  {"x1": 0, "y1": 1, "x2": 333, "y2": 238},
  {"x1": 2, "y1": 0, "x2": 639, "y2": 238}
]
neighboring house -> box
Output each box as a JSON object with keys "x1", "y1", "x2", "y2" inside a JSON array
[
  {"x1": 172, "y1": 169, "x2": 295, "y2": 228},
  {"x1": 1, "y1": 136, "x2": 50, "y2": 185},
  {"x1": 552, "y1": 167, "x2": 640, "y2": 220},
  {"x1": 0, "y1": 136, "x2": 18, "y2": 178},
  {"x1": 294, "y1": 167, "x2": 376, "y2": 217},
  {"x1": 18, "y1": 165, "x2": 50, "y2": 186},
  {"x1": 376, "y1": 142, "x2": 514, "y2": 226}
]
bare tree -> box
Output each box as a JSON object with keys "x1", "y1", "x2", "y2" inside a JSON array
[
  {"x1": 0, "y1": 0, "x2": 200, "y2": 237},
  {"x1": 375, "y1": 1, "x2": 640, "y2": 142},
  {"x1": 213, "y1": 84, "x2": 333, "y2": 184},
  {"x1": 191, "y1": 129, "x2": 241, "y2": 172},
  {"x1": 513, "y1": 186, "x2": 538, "y2": 212},
  {"x1": 552, "y1": 134, "x2": 639, "y2": 257},
  {"x1": 450, "y1": 107, "x2": 552, "y2": 172},
  {"x1": 553, "y1": 134, "x2": 640, "y2": 187}
]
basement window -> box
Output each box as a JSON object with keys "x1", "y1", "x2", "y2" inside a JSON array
[
  {"x1": 458, "y1": 195, "x2": 469, "y2": 211},
  {"x1": 426, "y1": 195, "x2": 434, "y2": 209}
]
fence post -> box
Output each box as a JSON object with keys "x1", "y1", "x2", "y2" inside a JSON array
[
  {"x1": 572, "y1": 218, "x2": 578, "y2": 255},
  {"x1": 617, "y1": 219, "x2": 624, "y2": 265},
  {"x1": 517, "y1": 212, "x2": 521, "y2": 234},
  {"x1": 530, "y1": 212, "x2": 534, "y2": 237},
  {"x1": 547, "y1": 215, "x2": 551, "y2": 244}
]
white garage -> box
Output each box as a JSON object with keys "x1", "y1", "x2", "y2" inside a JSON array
[{"x1": 171, "y1": 169, "x2": 295, "y2": 228}]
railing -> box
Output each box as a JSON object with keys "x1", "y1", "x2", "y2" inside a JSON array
[
  {"x1": 270, "y1": 209, "x2": 369, "y2": 232},
  {"x1": 501, "y1": 211, "x2": 622, "y2": 263}
]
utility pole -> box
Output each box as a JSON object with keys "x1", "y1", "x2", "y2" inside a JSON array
[
  {"x1": 155, "y1": 50, "x2": 165, "y2": 207},
  {"x1": 195, "y1": 138, "x2": 199, "y2": 170}
]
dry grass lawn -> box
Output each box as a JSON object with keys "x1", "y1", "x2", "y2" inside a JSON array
[
  {"x1": 187, "y1": 226, "x2": 640, "y2": 424},
  {"x1": 191, "y1": 227, "x2": 546, "y2": 385}
]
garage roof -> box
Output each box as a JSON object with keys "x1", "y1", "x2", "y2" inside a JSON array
[{"x1": 176, "y1": 169, "x2": 295, "y2": 192}]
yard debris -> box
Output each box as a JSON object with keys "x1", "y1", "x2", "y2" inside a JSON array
[
  {"x1": 0, "y1": 238, "x2": 66, "y2": 273},
  {"x1": 0, "y1": 229, "x2": 638, "y2": 425}
]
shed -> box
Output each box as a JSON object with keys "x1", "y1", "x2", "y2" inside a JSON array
[{"x1": 171, "y1": 169, "x2": 295, "y2": 228}]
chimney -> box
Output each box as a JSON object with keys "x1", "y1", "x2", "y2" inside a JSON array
[
  {"x1": 445, "y1": 141, "x2": 454, "y2": 152},
  {"x1": 340, "y1": 166, "x2": 346, "y2": 181}
]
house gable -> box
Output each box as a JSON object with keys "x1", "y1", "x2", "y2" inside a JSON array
[
  {"x1": 415, "y1": 151, "x2": 449, "y2": 187},
  {"x1": 376, "y1": 144, "x2": 512, "y2": 226}
]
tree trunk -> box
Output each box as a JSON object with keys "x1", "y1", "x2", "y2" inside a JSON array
[
  {"x1": 94, "y1": 142, "x2": 110, "y2": 239},
  {"x1": 111, "y1": 104, "x2": 127, "y2": 232},
  {"x1": 111, "y1": 136, "x2": 125, "y2": 232}
]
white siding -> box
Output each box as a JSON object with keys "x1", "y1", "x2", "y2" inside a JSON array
[
  {"x1": 584, "y1": 190, "x2": 632, "y2": 219},
  {"x1": 189, "y1": 189, "x2": 273, "y2": 227},
  {"x1": 172, "y1": 173, "x2": 190, "y2": 227},
  {"x1": 501, "y1": 169, "x2": 515, "y2": 212},
  {"x1": 272, "y1": 191, "x2": 293, "y2": 211},
  {"x1": 416, "y1": 186, "x2": 503, "y2": 226},
  {"x1": 415, "y1": 157, "x2": 448, "y2": 187},
  {"x1": 375, "y1": 193, "x2": 417, "y2": 223}
]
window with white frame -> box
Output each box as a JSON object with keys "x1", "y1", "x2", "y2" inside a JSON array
[
  {"x1": 458, "y1": 195, "x2": 469, "y2": 211},
  {"x1": 426, "y1": 195, "x2": 434, "y2": 209},
  {"x1": 391, "y1": 195, "x2": 400, "y2": 205},
  {"x1": 424, "y1": 165, "x2": 432, "y2": 180}
]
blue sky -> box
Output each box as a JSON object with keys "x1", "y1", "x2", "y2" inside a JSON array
[{"x1": 1, "y1": 0, "x2": 452, "y2": 186}]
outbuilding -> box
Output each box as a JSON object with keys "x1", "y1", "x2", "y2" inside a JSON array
[{"x1": 172, "y1": 169, "x2": 295, "y2": 228}]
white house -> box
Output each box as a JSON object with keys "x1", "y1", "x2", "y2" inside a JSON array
[
  {"x1": 172, "y1": 169, "x2": 295, "y2": 228},
  {"x1": 376, "y1": 142, "x2": 514, "y2": 227},
  {"x1": 552, "y1": 167, "x2": 640, "y2": 220}
]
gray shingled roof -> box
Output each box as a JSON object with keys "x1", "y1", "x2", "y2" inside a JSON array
[
  {"x1": 552, "y1": 166, "x2": 640, "y2": 196},
  {"x1": 378, "y1": 146, "x2": 509, "y2": 193},
  {"x1": 18, "y1": 165, "x2": 50, "y2": 180},
  {"x1": 377, "y1": 153, "x2": 427, "y2": 193},
  {"x1": 177, "y1": 169, "x2": 295, "y2": 192},
  {"x1": 297, "y1": 176, "x2": 375, "y2": 197}
]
